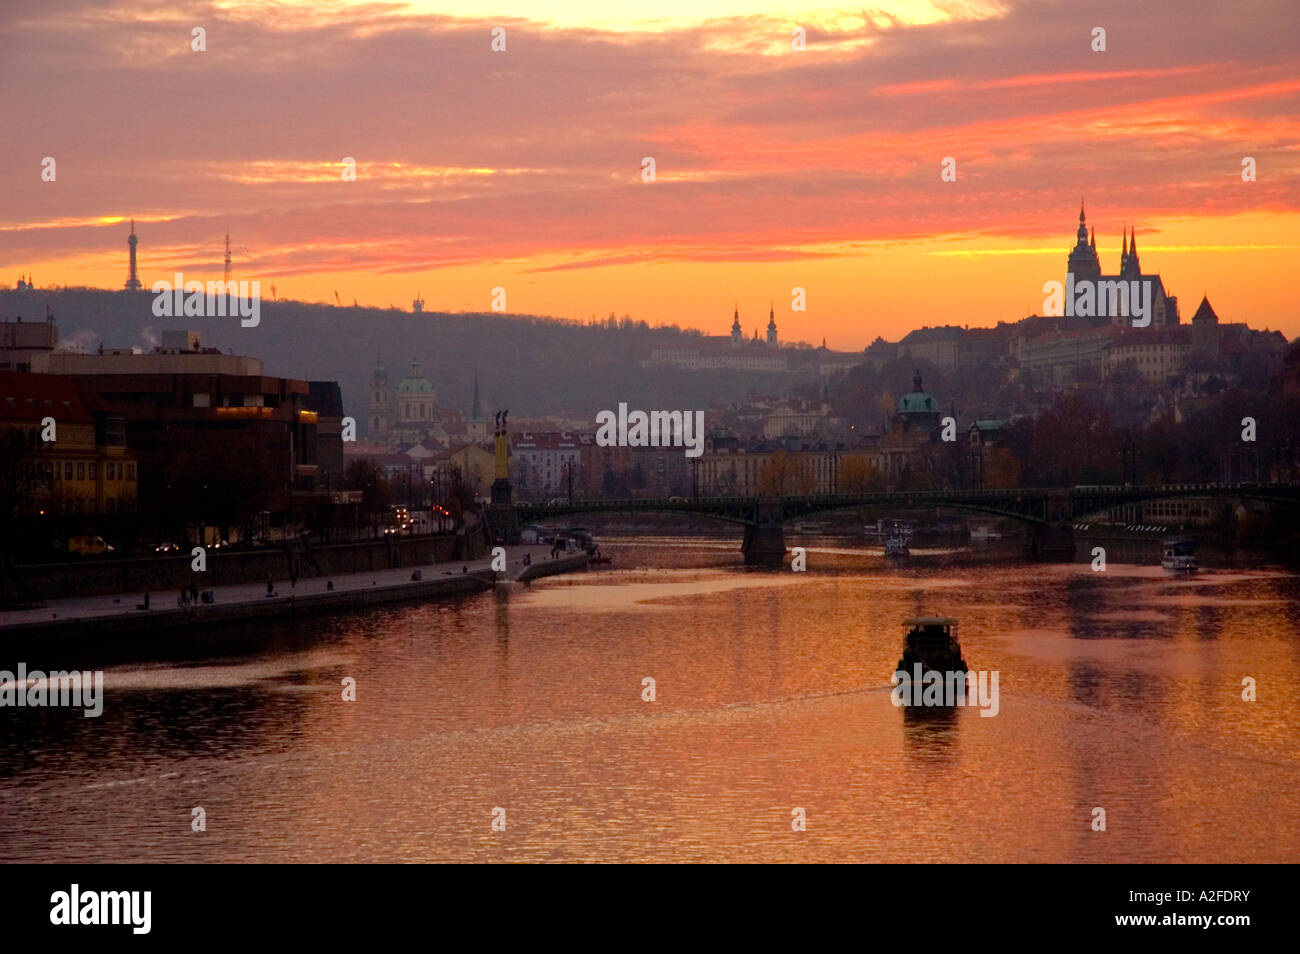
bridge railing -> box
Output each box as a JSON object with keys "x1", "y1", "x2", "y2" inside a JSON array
[{"x1": 514, "y1": 482, "x2": 1295, "y2": 514}]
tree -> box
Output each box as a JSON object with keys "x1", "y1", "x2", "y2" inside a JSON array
[
  {"x1": 982, "y1": 446, "x2": 1022, "y2": 488},
  {"x1": 173, "y1": 431, "x2": 275, "y2": 543},
  {"x1": 838, "y1": 457, "x2": 886, "y2": 493},
  {"x1": 344, "y1": 458, "x2": 393, "y2": 530},
  {"x1": 757, "y1": 451, "x2": 815, "y2": 495},
  {"x1": 1029, "y1": 393, "x2": 1119, "y2": 485},
  {"x1": 443, "y1": 464, "x2": 479, "y2": 525}
]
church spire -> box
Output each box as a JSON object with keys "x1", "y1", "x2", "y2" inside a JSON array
[{"x1": 1067, "y1": 201, "x2": 1101, "y2": 281}]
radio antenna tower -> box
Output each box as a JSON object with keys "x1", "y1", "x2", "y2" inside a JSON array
[
  {"x1": 224, "y1": 227, "x2": 232, "y2": 284},
  {"x1": 124, "y1": 219, "x2": 142, "y2": 291}
]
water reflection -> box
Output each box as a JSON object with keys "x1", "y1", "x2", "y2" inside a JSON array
[
  {"x1": 900, "y1": 703, "x2": 961, "y2": 763},
  {"x1": 2, "y1": 540, "x2": 1297, "y2": 863}
]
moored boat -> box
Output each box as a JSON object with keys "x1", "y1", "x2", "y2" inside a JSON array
[
  {"x1": 884, "y1": 533, "x2": 910, "y2": 558},
  {"x1": 1161, "y1": 537, "x2": 1197, "y2": 573}
]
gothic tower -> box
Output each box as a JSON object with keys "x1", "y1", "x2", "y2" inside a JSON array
[
  {"x1": 1120, "y1": 227, "x2": 1142, "y2": 280},
  {"x1": 1066, "y1": 201, "x2": 1101, "y2": 283},
  {"x1": 730, "y1": 302, "x2": 743, "y2": 346},
  {"x1": 369, "y1": 355, "x2": 390, "y2": 438},
  {"x1": 766, "y1": 301, "x2": 778, "y2": 348}
]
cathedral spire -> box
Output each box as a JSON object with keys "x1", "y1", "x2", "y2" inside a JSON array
[{"x1": 1067, "y1": 201, "x2": 1101, "y2": 281}]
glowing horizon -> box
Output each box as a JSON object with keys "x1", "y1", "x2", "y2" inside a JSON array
[{"x1": 3, "y1": 0, "x2": 1298, "y2": 346}]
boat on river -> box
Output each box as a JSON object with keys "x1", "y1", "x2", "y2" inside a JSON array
[
  {"x1": 1161, "y1": 537, "x2": 1197, "y2": 573},
  {"x1": 896, "y1": 616, "x2": 968, "y2": 677},
  {"x1": 884, "y1": 533, "x2": 910, "y2": 558}
]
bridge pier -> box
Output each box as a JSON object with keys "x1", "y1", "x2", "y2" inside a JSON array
[
  {"x1": 1027, "y1": 522, "x2": 1076, "y2": 561},
  {"x1": 742, "y1": 498, "x2": 786, "y2": 567}
]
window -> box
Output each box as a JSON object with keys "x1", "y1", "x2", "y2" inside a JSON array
[
  {"x1": 127, "y1": 462, "x2": 136, "y2": 481},
  {"x1": 88, "y1": 462, "x2": 96, "y2": 479},
  {"x1": 77, "y1": 462, "x2": 85, "y2": 481},
  {"x1": 65, "y1": 462, "x2": 73, "y2": 480}
]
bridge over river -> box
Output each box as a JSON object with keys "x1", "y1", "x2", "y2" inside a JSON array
[{"x1": 505, "y1": 482, "x2": 1300, "y2": 566}]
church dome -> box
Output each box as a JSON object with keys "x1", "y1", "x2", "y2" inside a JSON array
[
  {"x1": 897, "y1": 371, "x2": 938, "y2": 414},
  {"x1": 397, "y1": 359, "x2": 434, "y2": 394}
]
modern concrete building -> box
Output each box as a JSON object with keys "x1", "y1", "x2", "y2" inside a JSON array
[
  {"x1": 0, "y1": 369, "x2": 138, "y2": 519},
  {"x1": 0, "y1": 314, "x2": 58, "y2": 372},
  {"x1": 30, "y1": 331, "x2": 330, "y2": 523}
]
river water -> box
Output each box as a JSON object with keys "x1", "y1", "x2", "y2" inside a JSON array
[{"x1": 2, "y1": 536, "x2": 1297, "y2": 862}]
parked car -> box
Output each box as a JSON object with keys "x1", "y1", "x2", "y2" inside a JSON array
[{"x1": 69, "y1": 535, "x2": 114, "y2": 556}]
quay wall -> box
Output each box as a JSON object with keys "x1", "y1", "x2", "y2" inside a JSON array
[
  {"x1": 5, "y1": 530, "x2": 490, "y2": 603},
  {"x1": 2, "y1": 572, "x2": 492, "y2": 645}
]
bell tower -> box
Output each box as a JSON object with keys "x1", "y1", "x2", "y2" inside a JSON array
[
  {"x1": 369, "y1": 355, "x2": 390, "y2": 438},
  {"x1": 1066, "y1": 200, "x2": 1101, "y2": 283}
]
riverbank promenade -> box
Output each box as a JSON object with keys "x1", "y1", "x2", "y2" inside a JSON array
[{"x1": 1, "y1": 545, "x2": 588, "y2": 640}]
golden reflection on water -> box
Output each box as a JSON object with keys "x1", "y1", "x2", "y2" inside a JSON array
[{"x1": 1, "y1": 540, "x2": 1297, "y2": 862}]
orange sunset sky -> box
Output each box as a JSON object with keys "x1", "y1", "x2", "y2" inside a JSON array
[{"x1": 2, "y1": 0, "x2": 1298, "y2": 348}]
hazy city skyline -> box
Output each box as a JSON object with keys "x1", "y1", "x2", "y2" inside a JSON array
[{"x1": 3, "y1": 0, "x2": 1298, "y2": 346}]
